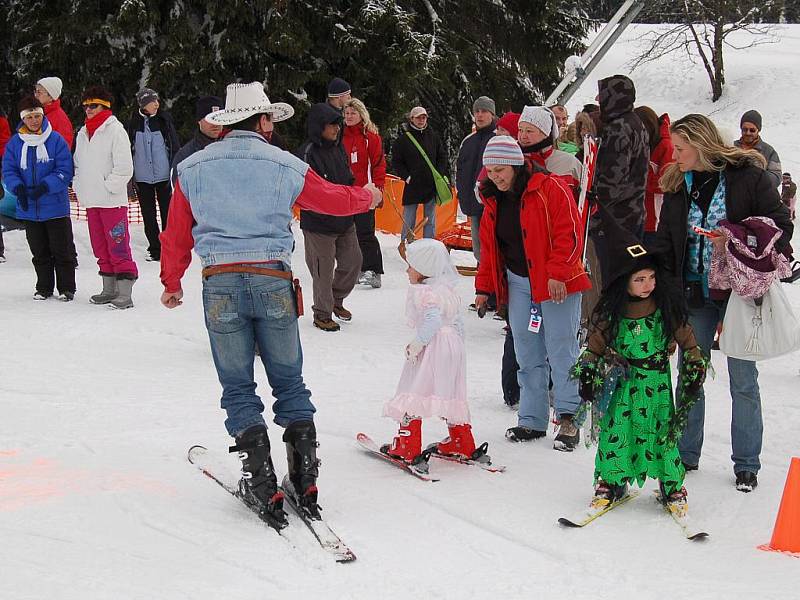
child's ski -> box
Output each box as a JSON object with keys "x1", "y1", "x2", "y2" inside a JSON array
[
  {"x1": 426, "y1": 442, "x2": 506, "y2": 473},
  {"x1": 558, "y1": 491, "x2": 640, "y2": 528},
  {"x1": 356, "y1": 433, "x2": 439, "y2": 482},
  {"x1": 188, "y1": 445, "x2": 356, "y2": 562},
  {"x1": 654, "y1": 492, "x2": 709, "y2": 540}
]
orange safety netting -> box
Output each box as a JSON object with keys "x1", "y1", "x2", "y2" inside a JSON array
[{"x1": 69, "y1": 187, "x2": 143, "y2": 224}]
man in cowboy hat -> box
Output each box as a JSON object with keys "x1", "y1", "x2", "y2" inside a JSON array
[{"x1": 159, "y1": 82, "x2": 382, "y2": 526}]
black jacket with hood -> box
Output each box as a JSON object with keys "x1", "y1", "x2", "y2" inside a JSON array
[
  {"x1": 390, "y1": 122, "x2": 449, "y2": 206},
  {"x1": 456, "y1": 121, "x2": 495, "y2": 216},
  {"x1": 590, "y1": 75, "x2": 649, "y2": 236},
  {"x1": 296, "y1": 103, "x2": 355, "y2": 234}
]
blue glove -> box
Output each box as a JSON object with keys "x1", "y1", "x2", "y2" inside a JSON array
[
  {"x1": 29, "y1": 183, "x2": 48, "y2": 200},
  {"x1": 13, "y1": 185, "x2": 28, "y2": 212}
]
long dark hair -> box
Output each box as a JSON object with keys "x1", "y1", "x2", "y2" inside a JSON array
[
  {"x1": 479, "y1": 163, "x2": 534, "y2": 200},
  {"x1": 590, "y1": 263, "x2": 690, "y2": 348}
]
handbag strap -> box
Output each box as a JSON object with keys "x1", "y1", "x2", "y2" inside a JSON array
[{"x1": 405, "y1": 130, "x2": 443, "y2": 180}]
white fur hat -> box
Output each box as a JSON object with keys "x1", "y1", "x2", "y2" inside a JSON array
[
  {"x1": 206, "y1": 82, "x2": 294, "y2": 125},
  {"x1": 406, "y1": 238, "x2": 457, "y2": 281},
  {"x1": 519, "y1": 105, "x2": 559, "y2": 141},
  {"x1": 37, "y1": 76, "x2": 63, "y2": 100}
]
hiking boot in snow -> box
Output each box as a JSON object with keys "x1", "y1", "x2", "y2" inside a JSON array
[
  {"x1": 436, "y1": 423, "x2": 476, "y2": 458},
  {"x1": 735, "y1": 470, "x2": 758, "y2": 493},
  {"x1": 358, "y1": 271, "x2": 368, "y2": 285},
  {"x1": 33, "y1": 292, "x2": 51, "y2": 300},
  {"x1": 58, "y1": 292, "x2": 75, "y2": 302},
  {"x1": 90, "y1": 274, "x2": 118, "y2": 304},
  {"x1": 229, "y1": 424, "x2": 287, "y2": 528},
  {"x1": 363, "y1": 271, "x2": 382, "y2": 288},
  {"x1": 313, "y1": 317, "x2": 340, "y2": 332},
  {"x1": 333, "y1": 305, "x2": 352, "y2": 321},
  {"x1": 682, "y1": 462, "x2": 699, "y2": 472},
  {"x1": 381, "y1": 418, "x2": 422, "y2": 462},
  {"x1": 110, "y1": 278, "x2": 135, "y2": 310},
  {"x1": 505, "y1": 426, "x2": 546, "y2": 442},
  {"x1": 283, "y1": 420, "x2": 321, "y2": 519},
  {"x1": 591, "y1": 481, "x2": 628, "y2": 509},
  {"x1": 659, "y1": 482, "x2": 689, "y2": 517},
  {"x1": 553, "y1": 415, "x2": 580, "y2": 452},
  {"x1": 0, "y1": 255, "x2": 6, "y2": 263}
]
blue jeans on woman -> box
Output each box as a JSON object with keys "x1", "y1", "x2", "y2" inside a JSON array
[
  {"x1": 402, "y1": 201, "x2": 436, "y2": 240},
  {"x1": 507, "y1": 270, "x2": 582, "y2": 431},
  {"x1": 678, "y1": 298, "x2": 762, "y2": 475},
  {"x1": 202, "y1": 268, "x2": 315, "y2": 437}
]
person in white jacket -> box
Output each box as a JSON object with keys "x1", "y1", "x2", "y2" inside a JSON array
[{"x1": 73, "y1": 86, "x2": 137, "y2": 309}]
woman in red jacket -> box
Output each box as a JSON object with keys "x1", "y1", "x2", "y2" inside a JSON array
[
  {"x1": 634, "y1": 107, "x2": 674, "y2": 244},
  {"x1": 343, "y1": 98, "x2": 386, "y2": 288},
  {"x1": 475, "y1": 136, "x2": 591, "y2": 449}
]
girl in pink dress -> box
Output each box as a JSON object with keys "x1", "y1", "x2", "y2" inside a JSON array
[{"x1": 382, "y1": 238, "x2": 475, "y2": 461}]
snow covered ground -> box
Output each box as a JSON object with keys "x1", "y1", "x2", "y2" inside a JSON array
[{"x1": 2, "y1": 24, "x2": 800, "y2": 600}]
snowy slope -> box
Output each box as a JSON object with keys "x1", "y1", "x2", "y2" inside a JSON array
[
  {"x1": 567, "y1": 24, "x2": 800, "y2": 176},
  {"x1": 3, "y1": 25, "x2": 800, "y2": 600}
]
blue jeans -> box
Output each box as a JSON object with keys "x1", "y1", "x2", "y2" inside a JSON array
[
  {"x1": 507, "y1": 270, "x2": 582, "y2": 430},
  {"x1": 402, "y1": 201, "x2": 436, "y2": 239},
  {"x1": 677, "y1": 299, "x2": 762, "y2": 474},
  {"x1": 202, "y1": 268, "x2": 315, "y2": 437}
]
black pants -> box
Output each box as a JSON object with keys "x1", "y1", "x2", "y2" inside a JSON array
[
  {"x1": 136, "y1": 180, "x2": 171, "y2": 257},
  {"x1": 25, "y1": 217, "x2": 76, "y2": 295},
  {"x1": 353, "y1": 209, "x2": 383, "y2": 274},
  {"x1": 502, "y1": 323, "x2": 520, "y2": 406}
]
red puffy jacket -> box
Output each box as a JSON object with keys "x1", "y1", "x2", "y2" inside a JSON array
[
  {"x1": 43, "y1": 99, "x2": 74, "y2": 150},
  {"x1": 342, "y1": 124, "x2": 386, "y2": 188},
  {"x1": 0, "y1": 115, "x2": 10, "y2": 161},
  {"x1": 476, "y1": 169, "x2": 591, "y2": 305},
  {"x1": 644, "y1": 114, "x2": 674, "y2": 232}
]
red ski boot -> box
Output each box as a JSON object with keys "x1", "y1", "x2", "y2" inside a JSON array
[
  {"x1": 382, "y1": 418, "x2": 422, "y2": 461},
  {"x1": 436, "y1": 423, "x2": 477, "y2": 458}
]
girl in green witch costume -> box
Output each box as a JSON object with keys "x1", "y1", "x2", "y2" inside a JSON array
[{"x1": 572, "y1": 207, "x2": 708, "y2": 516}]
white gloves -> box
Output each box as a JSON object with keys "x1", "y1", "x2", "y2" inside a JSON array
[{"x1": 405, "y1": 340, "x2": 426, "y2": 365}]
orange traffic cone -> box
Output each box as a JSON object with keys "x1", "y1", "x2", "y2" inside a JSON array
[{"x1": 758, "y1": 457, "x2": 800, "y2": 557}]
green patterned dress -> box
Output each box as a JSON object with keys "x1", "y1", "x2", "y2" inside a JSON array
[{"x1": 594, "y1": 308, "x2": 685, "y2": 495}]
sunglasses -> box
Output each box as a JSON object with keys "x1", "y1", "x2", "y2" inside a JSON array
[{"x1": 83, "y1": 103, "x2": 102, "y2": 110}]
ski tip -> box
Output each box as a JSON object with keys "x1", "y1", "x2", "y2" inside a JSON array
[
  {"x1": 187, "y1": 445, "x2": 208, "y2": 462},
  {"x1": 689, "y1": 532, "x2": 710, "y2": 541},
  {"x1": 558, "y1": 517, "x2": 582, "y2": 528},
  {"x1": 335, "y1": 552, "x2": 358, "y2": 563}
]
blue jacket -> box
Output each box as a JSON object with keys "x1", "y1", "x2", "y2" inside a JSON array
[
  {"x1": 128, "y1": 109, "x2": 180, "y2": 184},
  {"x1": 1, "y1": 117, "x2": 73, "y2": 221},
  {"x1": 176, "y1": 130, "x2": 309, "y2": 267}
]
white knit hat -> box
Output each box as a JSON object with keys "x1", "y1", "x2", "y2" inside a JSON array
[
  {"x1": 406, "y1": 238, "x2": 458, "y2": 282},
  {"x1": 37, "y1": 76, "x2": 63, "y2": 100},
  {"x1": 519, "y1": 105, "x2": 559, "y2": 141}
]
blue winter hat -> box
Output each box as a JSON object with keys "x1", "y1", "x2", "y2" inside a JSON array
[{"x1": 327, "y1": 78, "x2": 351, "y2": 98}]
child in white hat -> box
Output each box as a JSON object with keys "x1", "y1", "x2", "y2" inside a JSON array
[{"x1": 381, "y1": 238, "x2": 481, "y2": 465}]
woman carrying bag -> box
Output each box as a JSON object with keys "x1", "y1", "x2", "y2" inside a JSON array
[{"x1": 654, "y1": 113, "x2": 792, "y2": 493}]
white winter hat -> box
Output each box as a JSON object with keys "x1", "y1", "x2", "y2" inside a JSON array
[
  {"x1": 37, "y1": 76, "x2": 63, "y2": 100},
  {"x1": 406, "y1": 238, "x2": 457, "y2": 280},
  {"x1": 206, "y1": 82, "x2": 294, "y2": 125},
  {"x1": 519, "y1": 105, "x2": 559, "y2": 141}
]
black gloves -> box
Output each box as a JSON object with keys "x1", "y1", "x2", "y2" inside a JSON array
[
  {"x1": 29, "y1": 183, "x2": 48, "y2": 200},
  {"x1": 13, "y1": 185, "x2": 28, "y2": 212}
]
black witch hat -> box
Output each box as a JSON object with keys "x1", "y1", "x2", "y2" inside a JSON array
[{"x1": 596, "y1": 203, "x2": 658, "y2": 290}]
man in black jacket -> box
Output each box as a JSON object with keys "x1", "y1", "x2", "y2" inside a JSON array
[
  {"x1": 589, "y1": 75, "x2": 649, "y2": 283},
  {"x1": 456, "y1": 96, "x2": 496, "y2": 261},
  {"x1": 170, "y1": 96, "x2": 223, "y2": 186},
  {"x1": 391, "y1": 106, "x2": 449, "y2": 240},
  {"x1": 297, "y1": 103, "x2": 362, "y2": 332}
]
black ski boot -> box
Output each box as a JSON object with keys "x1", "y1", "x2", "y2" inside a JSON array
[
  {"x1": 229, "y1": 424, "x2": 288, "y2": 529},
  {"x1": 283, "y1": 420, "x2": 322, "y2": 520}
]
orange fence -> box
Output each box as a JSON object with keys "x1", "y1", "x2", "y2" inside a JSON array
[{"x1": 69, "y1": 187, "x2": 143, "y2": 224}]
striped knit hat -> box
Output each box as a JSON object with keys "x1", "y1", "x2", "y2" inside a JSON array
[{"x1": 482, "y1": 135, "x2": 524, "y2": 166}]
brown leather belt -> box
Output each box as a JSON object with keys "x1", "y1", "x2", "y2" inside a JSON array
[{"x1": 201, "y1": 264, "x2": 292, "y2": 280}]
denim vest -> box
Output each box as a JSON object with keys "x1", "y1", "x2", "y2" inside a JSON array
[
  {"x1": 177, "y1": 130, "x2": 309, "y2": 268},
  {"x1": 133, "y1": 116, "x2": 170, "y2": 183}
]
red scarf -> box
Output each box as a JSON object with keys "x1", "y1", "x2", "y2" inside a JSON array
[{"x1": 85, "y1": 109, "x2": 113, "y2": 139}]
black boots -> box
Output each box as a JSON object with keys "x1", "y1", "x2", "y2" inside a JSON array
[
  {"x1": 229, "y1": 425, "x2": 287, "y2": 528},
  {"x1": 283, "y1": 420, "x2": 321, "y2": 519}
]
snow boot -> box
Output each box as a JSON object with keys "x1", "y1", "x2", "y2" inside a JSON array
[
  {"x1": 436, "y1": 423, "x2": 477, "y2": 458},
  {"x1": 591, "y1": 481, "x2": 628, "y2": 509},
  {"x1": 553, "y1": 414, "x2": 580, "y2": 452},
  {"x1": 659, "y1": 481, "x2": 689, "y2": 517},
  {"x1": 505, "y1": 426, "x2": 546, "y2": 442},
  {"x1": 110, "y1": 277, "x2": 136, "y2": 310},
  {"x1": 283, "y1": 420, "x2": 321, "y2": 519},
  {"x1": 381, "y1": 418, "x2": 422, "y2": 462},
  {"x1": 229, "y1": 424, "x2": 287, "y2": 528},
  {"x1": 333, "y1": 305, "x2": 352, "y2": 321},
  {"x1": 364, "y1": 271, "x2": 382, "y2": 288},
  {"x1": 735, "y1": 470, "x2": 758, "y2": 493},
  {"x1": 313, "y1": 317, "x2": 340, "y2": 332},
  {"x1": 90, "y1": 274, "x2": 118, "y2": 305}
]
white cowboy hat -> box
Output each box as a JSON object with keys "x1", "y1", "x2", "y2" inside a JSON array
[{"x1": 206, "y1": 82, "x2": 294, "y2": 125}]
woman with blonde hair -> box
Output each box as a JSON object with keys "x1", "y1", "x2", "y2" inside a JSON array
[
  {"x1": 343, "y1": 98, "x2": 386, "y2": 288},
  {"x1": 654, "y1": 113, "x2": 792, "y2": 492}
]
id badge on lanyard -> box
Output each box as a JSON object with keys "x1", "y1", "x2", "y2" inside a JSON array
[
  {"x1": 351, "y1": 150, "x2": 358, "y2": 164},
  {"x1": 528, "y1": 302, "x2": 542, "y2": 333}
]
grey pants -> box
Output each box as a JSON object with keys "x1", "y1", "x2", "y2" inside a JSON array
[{"x1": 303, "y1": 226, "x2": 362, "y2": 320}]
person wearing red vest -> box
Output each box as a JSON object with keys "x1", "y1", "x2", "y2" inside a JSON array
[{"x1": 34, "y1": 77, "x2": 74, "y2": 150}]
